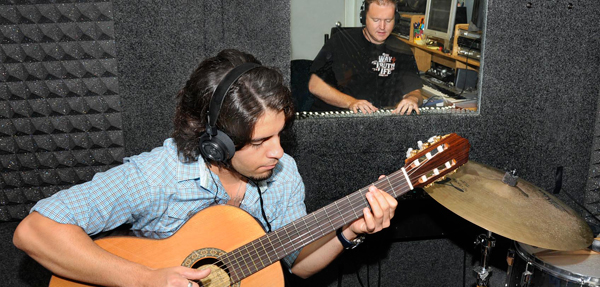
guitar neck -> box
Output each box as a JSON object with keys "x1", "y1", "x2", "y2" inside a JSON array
[{"x1": 221, "y1": 169, "x2": 411, "y2": 282}]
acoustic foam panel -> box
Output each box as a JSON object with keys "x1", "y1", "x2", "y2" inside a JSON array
[{"x1": 0, "y1": 1, "x2": 124, "y2": 221}]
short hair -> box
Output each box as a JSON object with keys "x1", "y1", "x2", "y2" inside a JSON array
[
  {"x1": 364, "y1": 0, "x2": 398, "y2": 13},
  {"x1": 172, "y1": 49, "x2": 295, "y2": 166}
]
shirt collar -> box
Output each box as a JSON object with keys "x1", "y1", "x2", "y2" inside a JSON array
[
  {"x1": 170, "y1": 139, "x2": 275, "y2": 191},
  {"x1": 175, "y1": 155, "x2": 274, "y2": 192}
]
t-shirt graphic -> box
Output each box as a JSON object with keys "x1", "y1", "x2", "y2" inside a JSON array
[{"x1": 372, "y1": 53, "x2": 396, "y2": 77}]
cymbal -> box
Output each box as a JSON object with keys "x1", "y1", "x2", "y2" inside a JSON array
[{"x1": 423, "y1": 161, "x2": 594, "y2": 251}]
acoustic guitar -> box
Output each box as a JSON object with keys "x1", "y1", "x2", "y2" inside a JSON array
[{"x1": 49, "y1": 133, "x2": 470, "y2": 287}]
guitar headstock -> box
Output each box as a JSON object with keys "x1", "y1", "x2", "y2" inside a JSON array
[{"x1": 404, "y1": 133, "x2": 470, "y2": 189}]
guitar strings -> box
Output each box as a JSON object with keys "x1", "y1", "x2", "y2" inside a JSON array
[{"x1": 197, "y1": 143, "x2": 461, "y2": 286}]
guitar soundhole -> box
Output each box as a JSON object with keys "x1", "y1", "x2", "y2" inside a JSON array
[{"x1": 182, "y1": 247, "x2": 240, "y2": 287}]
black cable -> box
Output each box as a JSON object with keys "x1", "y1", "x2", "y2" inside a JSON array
[
  {"x1": 207, "y1": 165, "x2": 220, "y2": 204},
  {"x1": 337, "y1": 258, "x2": 343, "y2": 287},
  {"x1": 209, "y1": 166, "x2": 272, "y2": 233},
  {"x1": 354, "y1": 238, "x2": 366, "y2": 287},
  {"x1": 356, "y1": 268, "x2": 365, "y2": 287},
  {"x1": 250, "y1": 179, "x2": 272, "y2": 233},
  {"x1": 366, "y1": 260, "x2": 370, "y2": 287},
  {"x1": 551, "y1": 166, "x2": 600, "y2": 226},
  {"x1": 377, "y1": 255, "x2": 381, "y2": 287},
  {"x1": 462, "y1": 248, "x2": 467, "y2": 287},
  {"x1": 457, "y1": 36, "x2": 477, "y2": 98},
  {"x1": 562, "y1": 189, "x2": 600, "y2": 226}
]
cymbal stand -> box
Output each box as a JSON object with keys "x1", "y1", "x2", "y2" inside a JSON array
[{"x1": 474, "y1": 230, "x2": 496, "y2": 287}]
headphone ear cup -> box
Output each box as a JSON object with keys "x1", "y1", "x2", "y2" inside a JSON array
[
  {"x1": 199, "y1": 130, "x2": 235, "y2": 162},
  {"x1": 395, "y1": 11, "x2": 400, "y2": 25},
  {"x1": 359, "y1": 0, "x2": 366, "y2": 25},
  {"x1": 360, "y1": 10, "x2": 366, "y2": 25}
]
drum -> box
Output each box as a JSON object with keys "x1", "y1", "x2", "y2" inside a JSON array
[{"x1": 505, "y1": 242, "x2": 600, "y2": 286}]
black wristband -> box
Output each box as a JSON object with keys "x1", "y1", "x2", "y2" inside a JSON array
[{"x1": 336, "y1": 227, "x2": 365, "y2": 250}]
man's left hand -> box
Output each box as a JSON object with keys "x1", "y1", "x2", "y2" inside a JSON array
[{"x1": 348, "y1": 184, "x2": 397, "y2": 236}]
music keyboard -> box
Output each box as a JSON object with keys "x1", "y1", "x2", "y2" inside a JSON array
[
  {"x1": 296, "y1": 107, "x2": 475, "y2": 119},
  {"x1": 421, "y1": 85, "x2": 450, "y2": 99}
]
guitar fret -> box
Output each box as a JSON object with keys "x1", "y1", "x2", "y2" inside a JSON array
[
  {"x1": 250, "y1": 240, "x2": 264, "y2": 273},
  {"x1": 294, "y1": 219, "x2": 311, "y2": 250},
  {"x1": 224, "y1": 249, "x2": 242, "y2": 282},
  {"x1": 282, "y1": 225, "x2": 297, "y2": 252},
  {"x1": 346, "y1": 195, "x2": 360, "y2": 219},
  {"x1": 249, "y1": 242, "x2": 261, "y2": 276},
  {"x1": 263, "y1": 233, "x2": 278, "y2": 263},
  {"x1": 298, "y1": 218, "x2": 314, "y2": 246},
  {"x1": 239, "y1": 244, "x2": 254, "y2": 279},
  {"x1": 290, "y1": 221, "x2": 305, "y2": 249},
  {"x1": 385, "y1": 176, "x2": 396, "y2": 196},
  {"x1": 312, "y1": 212, "x2": 325, "y2": 238},
  {"x1": 274, "y1": 230, "x2": 287, "y2": 257},
  {"x1": 321, "y1": 206, "x2": 335, "y2": 231},
  {"x1": 333, "y1": 201, "x2": 345, "y2": 228},
  {"x1": 256, "y1": 238, "x2": 268, "y2": 270}
]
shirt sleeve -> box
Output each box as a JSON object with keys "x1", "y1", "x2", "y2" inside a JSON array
[
  {"x1": 309, "y1": 37, "x2": 339, "y2": 89},
  {"x1": 31, "y1": 162, "x2": 149, "y2": 236}
]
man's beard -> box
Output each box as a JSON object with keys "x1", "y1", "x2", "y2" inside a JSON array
[{"x1": 246, "y1": 170, "x2": 274, "y2": 182}]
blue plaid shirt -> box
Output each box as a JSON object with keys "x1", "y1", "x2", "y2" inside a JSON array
[{"x1": 32, "y1": 138, "x2": 307, "y2": 268}]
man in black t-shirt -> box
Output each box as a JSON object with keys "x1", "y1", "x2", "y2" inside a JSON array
[{"x1": 309, "y1": 0, "x2": 423, "y2": 114}]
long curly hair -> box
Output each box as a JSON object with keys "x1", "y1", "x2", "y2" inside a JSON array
[{"x1": 172, "y1": 49, "x2": 295, "y2": 167}]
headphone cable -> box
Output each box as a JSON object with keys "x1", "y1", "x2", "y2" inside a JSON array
[{"x1": 249, "y1": 178, "x2": 272, "y2": 233}]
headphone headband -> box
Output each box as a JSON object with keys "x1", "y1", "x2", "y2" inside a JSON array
[
  {"x1": 206, "y1": 62, "x2": 261, "y2": 136},
  {"x1": 199, "y1": 62, "x2": 261, "y2": 163},
  {"x1": 360, "y1": 0, "x2": 400, "y2": 26}
]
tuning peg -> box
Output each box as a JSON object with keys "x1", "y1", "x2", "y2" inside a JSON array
[
  {"x1": 406, "y1": 148, "x2": 413, "y2": 159},
  {"x1": 417, "y1": 141, "x2": 423, "y2": 150},
  {"x1": 428, "y1": 135, "x2": 442, "y2": 143},
  {"x1": 410, "y1": 149, "x2": 419, "y2": 157}
]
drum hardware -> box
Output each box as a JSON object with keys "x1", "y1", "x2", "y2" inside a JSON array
[
  {"x1": 592, "y1": 237, "x2": 600, "y2": 252},
  {"x1": 505, "y1": 249, "x2": 516, "y2": 286},
  {"x1": 505, "y1": 249, "x2": 543, "y2": 287},
  {"x1": 474, "y1": 230, "x2": 496, "y2": 287},
  {"x1": 518, "y1": 262, "x2": 534, "y2": 287},
  {"x1": 502, "y1": 170, "x2": 518, "y2": 187}
]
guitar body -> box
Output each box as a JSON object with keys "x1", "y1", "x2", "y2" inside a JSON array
[{"x1": 49, "y1": 205, "x2": 284, "y2": 287}]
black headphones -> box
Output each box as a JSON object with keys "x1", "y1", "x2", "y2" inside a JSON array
[
  {"x1": 198, "y1": 62, "x2": 261, "y2": 163},
  {"x1": 360, "y1": 0, "x2": 400, "y2": 26}
]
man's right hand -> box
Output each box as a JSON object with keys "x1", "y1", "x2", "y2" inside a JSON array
[
  {"x1": 146, "y1": 266, "x2": 211, "y2": 287},
  {"x1": 348, "y1": 99, "x2": 378, "y2": 114},
  {"x1": 14, "y1": 212, "x2": 212, "y2": 287}
]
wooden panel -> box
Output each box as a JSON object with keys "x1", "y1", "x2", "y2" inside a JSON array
[{"x1": 411, "y1": 46, "x2": 433, "y2": 72}]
